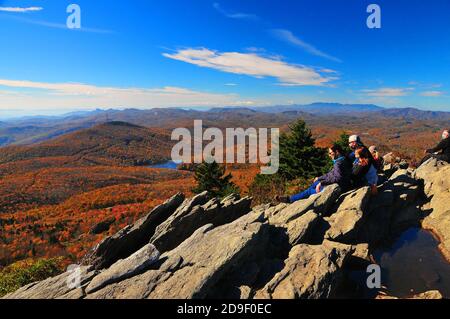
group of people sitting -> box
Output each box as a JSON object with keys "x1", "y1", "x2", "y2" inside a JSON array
[{"x1": 277, "y1": 129, "x2": 449, "y2": 204}]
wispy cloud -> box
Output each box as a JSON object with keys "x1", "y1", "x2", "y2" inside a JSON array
[
  {"x1": 1, "y1": 12, "x2": 113, "y2": 33},
  {"x1": 420, "y1": 91, "x2": 444, "y2": 97},
  {"x1": 0, "y1": 6, "x2": 42, "y2": 12},
  {"x1": 213, "y1": 2, "x2": 259, "y2": 21},
  {"x1": 163, "y1": 48, "x2": 336, "y2": 86},
  {"x1": 362, "y1": 87, "x2": 414, "y2": 97},
  {"x1": 0, "y1": 78, "x2": 257, "y2": 111},
  {"x1": 270, "y1": 29, "x2": 342, "y2": 63}
]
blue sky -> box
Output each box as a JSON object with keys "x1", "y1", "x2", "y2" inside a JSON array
[{"x1": 0, "y1": 0, "x2": 449, "y2": 117}]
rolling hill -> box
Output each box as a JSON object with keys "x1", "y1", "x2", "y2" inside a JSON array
[{"x1": 0, "y1": 121, "x2": 174, "y2": 168}]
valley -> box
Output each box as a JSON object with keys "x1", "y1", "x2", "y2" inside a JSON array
[{"x1": 0, "y1": 105, "x2": 448, "y2": 269}]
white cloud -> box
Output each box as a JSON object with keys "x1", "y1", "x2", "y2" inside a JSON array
[
  {"x1": 0, "y1": 79, "x2": 257, "y2": 111},
  {"x1": 213, "y1": 3, "x2": 259, "y2": 20},
  {"x1": 1, "y1": 13, "x2": 113, "y2": 33},
  {"x1": 163, "y1": 48, "x2": 336, "y2": 86},
  {"x1": 362, "y1": 87, "x2": 413, "y2": 97},
  {"x1": 420, "y1": 91, "x2": 444, "y2": 97},
  {"x1": 0, "y1": 6, "x2": 43, "y2": 12},
  {"x1": 270, "y1": 29, "x2": 342, "y2": 63},
  {"x1": 320, "y1": 68, "x2": 338, "y2": 74}
]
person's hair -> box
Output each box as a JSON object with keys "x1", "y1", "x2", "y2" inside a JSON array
[
  {"x1": 355, "y1": 147, "x2": 371, "y2": 166},
  {"x1": 329, "y1": 144, "x2": 344, "y2": 155}
]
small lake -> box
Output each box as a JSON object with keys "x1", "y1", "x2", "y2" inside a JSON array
[
  {"x1": 337, "y1": 227, "x2": 450, "y2": 298},
  {"x1": 148, "y1": 160, "x2": 180, "y2": 169},
  {"x1": 372, "y1": 227, "x2": 450, "y2": 298}
]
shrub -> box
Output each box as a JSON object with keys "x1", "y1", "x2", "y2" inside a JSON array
[
  {"x1": 192, "y1": 161, "x2": 240, "y2": 198},
  {"x1": 0, "y1": 257, "x2": 65, "y2": 297},
  {"x1": 248, "y1": 174, "x2": 286, "y2": 206}
]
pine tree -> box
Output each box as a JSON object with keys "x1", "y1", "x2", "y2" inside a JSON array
[
  {"x1": 278, "y1": 119, "x2": 328, "y2": 180},
  {"x1": 192, "y1": 161, "x2": 240, "y2": 197},
  {"x1": 333, "y1": 132, "x2": 352, "y2": 155}
]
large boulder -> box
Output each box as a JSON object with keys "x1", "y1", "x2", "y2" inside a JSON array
[
  {"x1": 85, "y1": 243, "x2": 160, "y2": 294},
  {"x1": 254, "y1": 240, "x2": 353, "y2": 299},
  {"x1": 86, "y1": 211, "x2": 270, "y2": 299},
  {"x1": 3, "y1": 266, "x2": 97, "y2": 299},
  {"x1": 81, "y1": 193, "x2": 185, "y2": 269},
  {"x1": 284, "y1": 210, "x2": 319, "y2": 246},
  {"x1": 324, "y1": 187, "x2": 371, "y2": 243},
  {"x1": 414, "y1": 158, "x2": 450, "y2": 261},
  {"x1": 268, "y1": 184, "x2": 341, "y2": 225},
  {"x1": 149, "y1": 192, "x2": 252, "y2": 253}
]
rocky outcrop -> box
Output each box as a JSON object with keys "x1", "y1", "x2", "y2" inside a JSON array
[
  {"x1": 85, "y1": 243, "x2": 160, "y2": 294},
  {"x1": 3, "y1": 265, "x2": 97, "y2": 299},
  {"x1": 325, "y1": 187, "x2": 371, "y2": 243},
  {"x1": 81, "y1": 193, "x2": 185, "y2": 269},
  {"x1": 149, "y1": 192, "x2": 252, "y2": 253},
  {"x1": 87, "y1": 211, "x2": 269, "y2": 299},
  {"x1": 4, "y1": 159, "x2": 449, "y2": 299},
  {"x1": 377, "y1": 290, "x2": 443, "y2": 299},
  {"x1": 254, "y1": 240, "x2": 353, "y2": 299},
  {"x1": 414, "y1": 158, "x2": 450, "y2": 262}
]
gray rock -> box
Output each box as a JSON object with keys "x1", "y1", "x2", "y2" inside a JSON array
[
  {"x1": 377, "y1": 290, "x2": 443, "y2": 299},
  {"x1": 414, "y1": 159, "x2": 450, "y2": 261},
  {"x1": 239, "y1": 286, "x2": 252, "y2": 299},
  {"x1": 383, "y1": 152, "x2": 394, "y2": 164},
  {"x1": 409, "y1": 290, "x2": 443, "y2": 299},
  {"x1": 269, "y1": 184, "x2": 340, "y2": 225},
  {"x1": 150, "y1": 192, "x2": 252, "y2": 253},
  {"x1": 3, "y1": 266, "x2": 97, "y2": 299},
  {"x1": 254, "y1": 240, "x2": 353, "y2": 299},
  {"x1": 351, "y1": 243, "x2": 370, "y2": 262},
  {"x1": 285, "y1": 210, "x2": 319, "y2": 246},
  {"x1": 86, "y1": 211, "x2": 269, "y2": 299},
  {"x1": 81, "y1": 193, "x2": 185, "y2": 269},
  {"x1": 325, "y1": 187, "x2": 371, "y2": 243},
  {"x1": 85, "y1": 243, "x2": 160, "y2": 294}
]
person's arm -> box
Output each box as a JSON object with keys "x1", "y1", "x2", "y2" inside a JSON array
[
  {"x1": 427, "y1": 139, "x2": 446, "y2": 154},
  {"x1": 365, "y1": 165, "x2": 378, "y2": 186},
  {"x1": 319, "y1": 162, "x2": 342, "y2": 186}
]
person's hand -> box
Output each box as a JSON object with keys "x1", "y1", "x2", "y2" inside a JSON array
[
  {"x1": 313, "y1": 177, "x2": 319, "y2": 182},
  {"x1": 315, "y1": 183, "x2": 322, "y2": 193},
  {"x1": 371, "y1": 185, "x2": 378, "y2": 195}
]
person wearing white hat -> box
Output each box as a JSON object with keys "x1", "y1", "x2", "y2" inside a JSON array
[{"x1": 348, "y1": 134, "x2": 364, "y2": 163}]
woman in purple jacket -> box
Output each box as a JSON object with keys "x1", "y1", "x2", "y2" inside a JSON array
[{"x1": 277, "y1": 144, "x2": 352, "y2": 203}]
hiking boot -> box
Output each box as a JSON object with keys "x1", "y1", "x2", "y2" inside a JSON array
[{"x1": 275, "y1": 195, "x2": 290, "y2": 203}]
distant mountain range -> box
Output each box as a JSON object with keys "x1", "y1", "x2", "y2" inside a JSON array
[
  {"x1": 251, "y1": 102, "x2": 384, "y2": 114},
  {"x1": 0, "y1": 103, "x2": 449, "y2": 147}
]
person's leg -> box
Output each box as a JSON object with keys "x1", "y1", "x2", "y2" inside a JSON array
[
  {"x1": 419, "y1": 153, "x2": 433, "y2": 166},
  {"x1": 289, "y1": 181, "x2": 320, "y2": 203}
]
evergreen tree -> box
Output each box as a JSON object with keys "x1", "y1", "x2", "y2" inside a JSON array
[
  {"x1": 192, "y1": 161, "x2": 240, "y2": 197},
  {"x1": 333, "y1": 132, "x2": 352, "y2": 156},
  {"x1": 278, "y1": 119, "x2": 328, "y2": 180}
]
